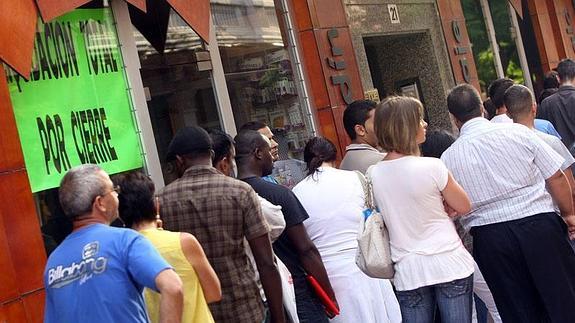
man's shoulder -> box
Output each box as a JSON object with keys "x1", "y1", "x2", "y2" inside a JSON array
[
  {"x1": 245, "y1": 176, "x2": 286, "y2": 192},
  {"x1": 163, "y1": 171, "x2": 251, "y2": 192},
  {"x1": 244, "y1": 177, "x2": 293, "y2": 203},
  {"x1": 341, "y1": 146, "x2": 384, "y2": 172},
  {"x1": 536, "y1": 130, "x2": 570, "y2": 153},
  {"x1": 543, "y1": 87, "x2": 575, "y2": 105},
  {"x1": 46, "y1": 226, "x2": 138, "y2": 265},
  {"x1": 536, "y1": 130, "x2": 559, "y2": 143}
]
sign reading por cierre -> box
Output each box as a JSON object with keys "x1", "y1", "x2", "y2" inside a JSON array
[{"x1": 5, "y1": 8, "x2": 143, "y2": 192}]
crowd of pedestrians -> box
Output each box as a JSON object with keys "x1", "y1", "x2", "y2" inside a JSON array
[{"x1": 43, "y1": 58, "x2": 575, "y2": 323}]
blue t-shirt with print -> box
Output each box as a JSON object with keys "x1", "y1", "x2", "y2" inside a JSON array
[{"x1": 44, "y1": 224, "x2": 171, "y2": 323}]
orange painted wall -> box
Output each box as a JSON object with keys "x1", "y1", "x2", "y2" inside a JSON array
[
  {"x1": 0, "y1": 68, "x2": 46, "y2": 322},
  {"x1": 290, "y1": 0, "x2": 365, "y2": 158}
]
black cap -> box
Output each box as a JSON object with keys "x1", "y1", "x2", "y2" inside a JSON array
[{"x1": 166, "y1": 126, "x2": 212, "y2": 161}]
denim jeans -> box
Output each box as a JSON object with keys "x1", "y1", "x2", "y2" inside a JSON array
[
  {"x1": 293, "y1": 277, "x2": 329, "y2": 323},
  {"x1": 396, "y1": 275, "x2": 473, "y2": 323}
]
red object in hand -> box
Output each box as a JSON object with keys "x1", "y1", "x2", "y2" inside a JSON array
[{"x1": 306, "y1": 274, "x2": 340, "y2": 317}]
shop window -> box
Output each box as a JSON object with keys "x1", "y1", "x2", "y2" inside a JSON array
[
  {"x1": 461, "y1": 0, "x2": 498, "y2": 93},
  {"x1": 133, "y1": 9, "x2": 222, "y2": 185},
  {"x1": 212, "y1": 1, "x2": 313, "y2": 187},
  {"x1": 462, "y1": 0, "x2": 525, "y2": 93},
  {"x1": 487, "y1": 0, "x2": 524, "y2": 83}
]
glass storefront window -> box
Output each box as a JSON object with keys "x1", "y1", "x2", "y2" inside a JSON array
[
  {"x1": 134, "y1": 9, "x2": 222, "y2": 184},
  {"x1": 487, "y1": 0, "x2": 524, "y2": 83},
  {"x1": 462, "y1": 0, "x2": 524, "y2": 93},
  {"x1": 212, "y1": 0, "x2": 313, "y2": 187},
  {"x1": 462, "y1": 0, "x2": 498, "y2": 93}
]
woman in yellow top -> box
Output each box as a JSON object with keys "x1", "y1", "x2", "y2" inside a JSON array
[{"x1": 113, "y1": 171, "x2": 221, "y2": 323}]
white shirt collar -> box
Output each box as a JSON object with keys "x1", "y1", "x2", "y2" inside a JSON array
[{"x1": 460, "y1": 117, "x2": 490, "y2": 136}]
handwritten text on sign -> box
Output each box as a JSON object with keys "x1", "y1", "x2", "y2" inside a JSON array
[{"x1": 6, "y1": 9, "x2": 143, "y2": 192}]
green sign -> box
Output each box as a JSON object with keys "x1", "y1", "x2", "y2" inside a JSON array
[{"x1": 5, "y1": 8, "x2": 143, "y2": 192}]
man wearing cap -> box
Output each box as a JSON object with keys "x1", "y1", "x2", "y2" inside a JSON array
[{"x1": 158, "y1": 126, "x2": 285, "y2": 323}]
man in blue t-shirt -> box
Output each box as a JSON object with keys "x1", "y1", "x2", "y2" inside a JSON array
[{"x1": 44, "y1": 164, "x2": 183, "y2": 323}]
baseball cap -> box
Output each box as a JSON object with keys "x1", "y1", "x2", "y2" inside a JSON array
[{"x1": 166, "y1": 126, "x2": 212, "y2": 161}]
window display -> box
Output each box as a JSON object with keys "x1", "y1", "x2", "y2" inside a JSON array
[{"x1": 212, "y1": 0, "x2": 314, "y2": 164}]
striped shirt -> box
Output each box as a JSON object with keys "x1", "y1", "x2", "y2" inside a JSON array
[{"x1": 441, "y1": 118, "x2": 564, "y2": 230}]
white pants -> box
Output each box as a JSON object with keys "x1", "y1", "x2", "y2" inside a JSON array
[{"x1": 473, "y1": 261, "x2": 502, "y2": 323}]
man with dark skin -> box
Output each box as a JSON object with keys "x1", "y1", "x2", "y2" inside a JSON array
[
  {"x1": 235, "y1": 130, "x2": 338, "y2": 323},
  {"x1": 240, "y1": 121, "x2": 280, "y2": 161},
  {"x1": 159, "y1": 127, "x2": 285, "y2": 323}
]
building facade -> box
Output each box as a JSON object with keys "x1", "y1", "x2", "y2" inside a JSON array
[{"x1": 1, "y1": 0, "x2": 575, "y2": 321}]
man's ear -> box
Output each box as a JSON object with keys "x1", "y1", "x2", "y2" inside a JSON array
[
  {"x1": 253, "y1": 147, "x2": 263, "y2": 160},
  {"x1": 214, "y1": 158, "x2": 229, "y2": 174},
  {"x1": 532, "y1": 102, "x2": 537, "y2": 115},
  {"x1": 354, "y1": 124, "x2": 366, "y2": 137},
  {"x1": 93, "y1": 195, "x2": 105, "y2": 213},
  {"x1": 220, "y1": 157, "x2": 230, "y2": 174}
]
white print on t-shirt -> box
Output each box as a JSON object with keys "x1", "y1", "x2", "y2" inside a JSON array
[{"x1": 48, "y1": 241, "x2": 108, "y2": 288}]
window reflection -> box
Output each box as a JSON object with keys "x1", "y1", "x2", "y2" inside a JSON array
[
  {"x1": 212, "y1": 1, "x2": 312, "y2": 187},
  {"x1": 134, "y1": 10, "x2": 221, "y2": 184}
]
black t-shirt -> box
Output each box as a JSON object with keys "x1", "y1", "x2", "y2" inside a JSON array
[{"x1": 243, "y1": 176, "x2": 309, "y2": 281}]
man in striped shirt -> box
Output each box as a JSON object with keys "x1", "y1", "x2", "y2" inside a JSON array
[{"x1": 441, "y1": 84, "x2": 575, "y2": 323}]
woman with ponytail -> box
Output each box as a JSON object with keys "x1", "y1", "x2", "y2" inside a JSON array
[{"x1": 292, "y1": 137, "x2": 401, "y2": 323}]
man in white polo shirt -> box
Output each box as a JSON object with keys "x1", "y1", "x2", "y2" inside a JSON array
[{"x1": 441, "y1": 84, "x2": 575, "y2": 323}]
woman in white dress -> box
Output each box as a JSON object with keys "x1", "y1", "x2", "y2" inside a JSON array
[
  {"x1": 370, "y1": 96, "x2": 474, "y2": 323},
  {"x1": 293, "y1": 137, "x2": 402, "y2": 323}
]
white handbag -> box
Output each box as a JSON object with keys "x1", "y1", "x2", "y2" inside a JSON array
[{"x1": 355, "y1": 169, "x2": 395, "y2": 279}]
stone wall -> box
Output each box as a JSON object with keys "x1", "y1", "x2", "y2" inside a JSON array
[{"x1": 344, "y1": 0, "x2": 455, "y2": 130}]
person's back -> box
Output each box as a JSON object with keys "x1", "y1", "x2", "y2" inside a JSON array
[
  {"x1": 538, "y1": 59, "x2": 575, "y2": 148},
  {"x1": 534, "y1": 131, "x2": 574, "y2": 171},
  {"x1": 141, "y1": 229, "x2": 214, "y2": 323},
  {"x1": 160, "y1": 167, "x2": 267, "y2": 322},
  {"x1": 539, "y1": 87, "x2": 575, "y2": 147},
  {"x1": 444, "y1": 84, "x2": 575, "y2": 323},
  {"x1": 442, "y1": 121, "x2": 558, "y2": 229},
  {"x1": 293, "y1": 167, "x2": 361, "y2": 255},
  {"x1": 242, "y1": 176, "x2": 307, "y2": 283},
  {"x1": 45, "y1": 224, "x2": 167, "y2": 323},
  {"x1": 372, "y1": 157, "x2": 464, "y2": 255},
  {"x1": 293, "y1": 161, "x2": 402, "y2": 323}
]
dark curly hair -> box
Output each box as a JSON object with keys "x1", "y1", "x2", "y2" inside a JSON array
[
  {"x1": 304, "y1": 137, "x2": 337, "y2": 177},
  {"x1": 112, "y1": 171, "x2": 156, "y2": 228}
]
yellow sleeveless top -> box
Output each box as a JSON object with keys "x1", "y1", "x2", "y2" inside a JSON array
[{"x1": 140, "y1": 229, "x2": 214, "y2": 323}]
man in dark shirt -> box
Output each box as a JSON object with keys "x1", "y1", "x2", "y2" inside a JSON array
[
  {"x1": 538, "y1": 58, "x2": 575, "y2": 149},
  {"x1": 235, "y1": 130, "x2": 337, "y2": 323},
  {"x1": 158, "y1": 126, "x2": 285, "y2": 323}
]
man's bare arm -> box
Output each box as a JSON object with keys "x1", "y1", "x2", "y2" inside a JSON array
[{"x1": 155, "y1": 269, "x2": 184, "y2": 323}]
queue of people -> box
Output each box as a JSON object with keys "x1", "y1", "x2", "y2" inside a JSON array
[{"x1": 43, "y1": 59, "x2": 575, "y2": 323}]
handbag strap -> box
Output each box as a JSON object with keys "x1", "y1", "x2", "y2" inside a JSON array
[
  {"x1": 355, "y1": 170, "x2": 376, "y2": 210},
  {"x1": 365, "y1": 166, "x2": 378, "y2": 211}
]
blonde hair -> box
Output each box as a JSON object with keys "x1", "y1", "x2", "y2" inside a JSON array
[{"x1": 375, "y1": 96, "x2": 424, "y2": 156}]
